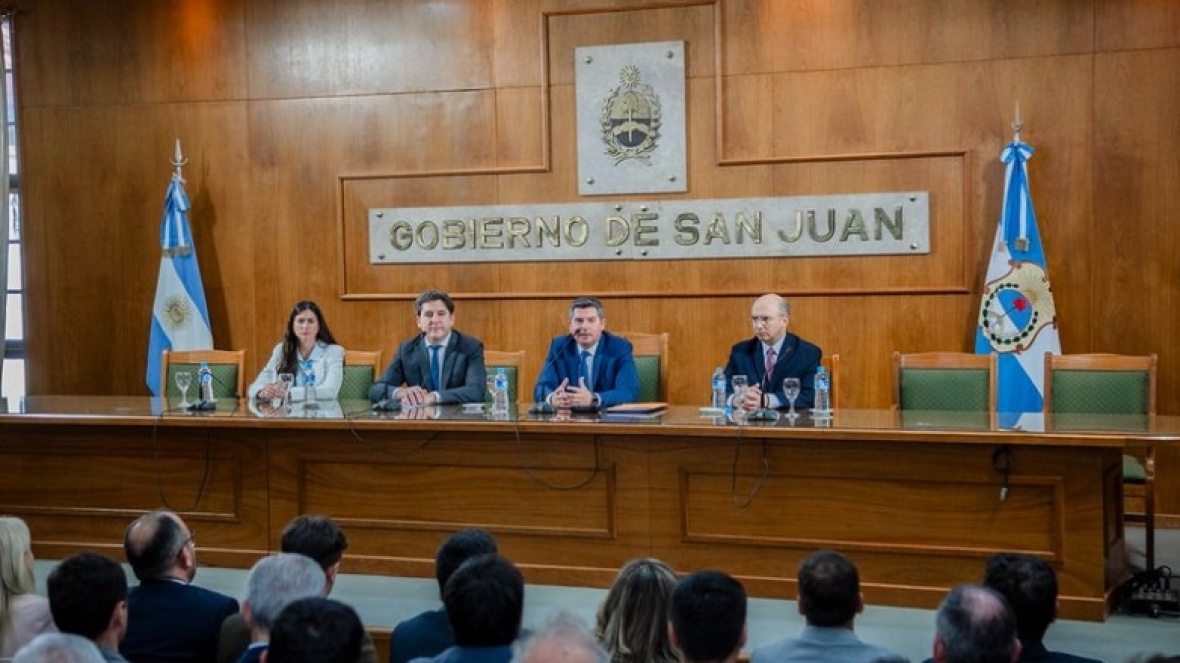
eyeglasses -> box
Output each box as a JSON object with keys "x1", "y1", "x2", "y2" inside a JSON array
[
  {"x1": 184, "y1": 531, "x2": 197, "y2": 548},
  {"x1": 750, "y1": 316, "x2": 781, "y2": 326}
]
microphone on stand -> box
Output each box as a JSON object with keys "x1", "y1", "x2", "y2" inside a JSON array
[{"x1": 528, "y1": 336, "x2": 574, "y2": 415}]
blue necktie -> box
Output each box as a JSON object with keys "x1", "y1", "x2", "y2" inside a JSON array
[
  {"x1": 429, "y1": 345, "x2": 442, "y2": 391},
  {"x1": 579, "y1": 350, "x2": 592, "y2": 387}
]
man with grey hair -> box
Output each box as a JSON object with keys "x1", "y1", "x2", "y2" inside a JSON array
[
  {"x1": 725, "y1": 294, "x2": 822, "y2": 412},
  {"x1": 120, "y1": 510, "x2": 239, "y2": 663},
  {"x1": 510, "y1": 613, "x2": 607, "y2": 663},
  {"x1": 370, "y1": 289, "x2": 487, "y2": 407},
  {"x1": 932, "y1": 584, "x2": 1021, "y2": 663},
  {"x1": 533, "y1": 296, "x2": 638, "y2": 409},
  {"x1": 233, "y1": 554, "x2": 327, "y2": 663},
  {"x1": 14, "y1": 633, "x2": 105, "y2": 663}
]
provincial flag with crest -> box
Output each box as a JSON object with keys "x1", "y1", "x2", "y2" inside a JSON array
[
  {"x1": 975, "y1": 135, "x2": 1061, "y2": 429},
  {"x1": 146, "y1": 173, "x2": 213, "y2": 396}
]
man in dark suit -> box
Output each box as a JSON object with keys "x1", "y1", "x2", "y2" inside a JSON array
[
  {"x1": 120, "y1": 509, "x2": 240, "y2": 663},
  {"x1": 933, "y1": 584, "x2": 1021, "y2": 663},
  {"x1": 232, "y1": 554, "x2": 326, "y2": 663},
  {"x1": 725, "y1": 294, "x2": 822, "y2": 412},
  {"x1": 390, "y1": 529, "x2": 498, "y2": 663},
  {"x1": 532, "y1": 296, "x2": 638, "y2": 409},
  {"x1": 982, "y1": 554, "x2": 1100, "y2": 663},
  {"x1": 370, "y1": 290, "x2": 487, "y2": 407},
  {"x1": 409, "y1": 554, "x2": 523, "y2": 663}
]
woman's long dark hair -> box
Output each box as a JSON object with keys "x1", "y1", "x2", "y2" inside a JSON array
[{"x1": 278, "y1": 300, "x2": 339, "y2": 375}]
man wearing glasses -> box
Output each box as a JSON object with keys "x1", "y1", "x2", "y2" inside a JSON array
[
  {"x1": 121, "y1": 509, "x2": 239, "y2": 663},
  {"x1": 725, "y1": 294, "x2": 822, "y2": 412}
]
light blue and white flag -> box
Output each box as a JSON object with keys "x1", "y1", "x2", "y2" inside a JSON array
[
  {"x1": 146, "y1": 174, "x2": 213, "y2": 396},
  {"x1": 975, "y1": 136, "x2": 1061, "y2": 429}
]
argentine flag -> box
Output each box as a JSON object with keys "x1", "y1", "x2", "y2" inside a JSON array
[
  {"x1": 975, "y1": 136, "x2": 1061, "y2": 429},
  {"x1": 146, "y1": 174, "x2": 213, "y2": 396}
]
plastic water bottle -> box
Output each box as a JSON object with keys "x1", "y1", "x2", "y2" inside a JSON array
[
  {"x1": 813, "y1": 366, "x2": 831, "y2": 417},
  {"x1": 492, "y1": 368, "x2": 510, "y2": 414},
  {"x1": 301, "y1": 359, "x2": 318, "y2": 405},
  {"x1": 711, "y1": 367, "x2": 727, "y2": 409},
  {"x1": 197, "y1": 362, "x2": 215, "y2": 404}
]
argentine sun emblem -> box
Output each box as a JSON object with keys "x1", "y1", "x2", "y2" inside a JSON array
[
  {"x1": 978, "y1": 261, "x2": 1057, "y2": 353},
  {"x1": 600, "y1": 65, "x2": 661, "y2": 165},
  {"x1": 161, "y1": 295, "x2": 195, "y2": 332}
]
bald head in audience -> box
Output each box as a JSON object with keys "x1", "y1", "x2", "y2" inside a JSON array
[
  {"x1": 511, "y1": 613, "x2": 607, "y2": 663},
  {"x1": 14, "y1": 633, "x2": 105, "y2": 663},
  {"x1": 933, "y1": 584, "x2": 1020, "y2": 663},
  {"x1": 123, "y1": 509, "x2": 197, "y2": 583}
]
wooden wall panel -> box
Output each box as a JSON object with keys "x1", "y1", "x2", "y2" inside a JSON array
[{"x1": 9, "y1": 0, "x2": 1180, "y2": 426}]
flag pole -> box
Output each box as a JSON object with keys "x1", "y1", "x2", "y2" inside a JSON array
[
  {"x1": 172, "y1": 138, "x2": 188, "y2": 181},
  {"x1": 1013, "y1": 102, "x2": 1023, "y2": 142}
]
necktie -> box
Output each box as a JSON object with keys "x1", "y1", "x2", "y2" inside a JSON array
[
  {"x1": 765, "y1": 347, "x2": 776, "y2": 386},
  {"x1": 429, "y1": 345, "x2": 442, "y2": 391},
  {"x1": 579, "y1": 350, "x2": 592, "y2": 387}
]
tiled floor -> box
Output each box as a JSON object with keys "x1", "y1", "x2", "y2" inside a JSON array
[{"x1": 35, "y1": 526, "x2": 1177, "y2": 663}]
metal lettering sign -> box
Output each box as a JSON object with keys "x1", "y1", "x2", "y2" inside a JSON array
[
  {"x1": 368, "y1": 193, "x2": 930, "y2": 264},
  {"x1": 576, "y1": 41, "x2": 687, "y2": 196}
]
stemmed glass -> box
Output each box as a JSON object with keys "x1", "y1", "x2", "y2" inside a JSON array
[
  {"x1": 783, "y1": 377, "x2": 801, "y2": 421},
  {"x1": 174, "y1": 371, "x2": 193, "y2": 410},
  {"x1": 278, "y1": 373, "x2": 295, "y2": 409},
  {"x1": 731, "y1": 375, "x2": 749, "y2": 419}
]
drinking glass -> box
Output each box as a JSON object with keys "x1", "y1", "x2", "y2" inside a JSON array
[
  {"x1": 783, "y1": 377, "x2": 801, "y2": 420},
  {"x1": 278, "y1": 373, "x2": 295, "y2": 408},
  {"x1": 731, "y1": 375, "x2": 749, "y2": 410},
  {"x1": 174, "y1": 371, "x2": 192, "y2": 409}
]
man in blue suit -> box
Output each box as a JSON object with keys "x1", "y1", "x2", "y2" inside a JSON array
[
  {"x1": 533, "y1": 296, "x2": 638, "y2": 409},
  {"x1": 120, "y1": 510, "x2": 240, "y2": 663},
  {"x1": 370, "y1": 290, "x2": 487, "y2": 407},
  {"x1": 725, "y1": 294, "x2": 822, "y2": 412}
]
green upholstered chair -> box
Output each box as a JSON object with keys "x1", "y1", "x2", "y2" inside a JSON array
[
  {"x1": 339, "y1": 350, "x2": 382, "y2": 401},
  {"x1": 614, "y1": 332, "x2": 668, "y2": 402},
  {"x1": 1044, "y1": 352, "x2": 1157, "y2": 570},
  {"x1": 893, "y1": 351, "x2": 997, "y2": 414},
  {"x1": 485, "y1": 350, "x2": 524, "y2": 404},
  {"x1": 161, "y1": 349, "x2": 246, "y2": 400}
]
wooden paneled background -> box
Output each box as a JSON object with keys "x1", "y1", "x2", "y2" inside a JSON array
[{"x1": 11, "y1": 4, "x2": 1179, "y2": 415}]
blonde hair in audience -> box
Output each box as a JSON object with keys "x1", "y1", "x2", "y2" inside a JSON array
[
  {"x1": 595, "y1": 558, "x2": 679, "y2": 663},
  {"x1": 0, "y1": 516, "x2": 37, "y2": 646}
]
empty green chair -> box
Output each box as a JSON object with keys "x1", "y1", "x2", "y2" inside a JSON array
[{"x1": 339, "y1": 349, "x2": 382, "y2": 401}]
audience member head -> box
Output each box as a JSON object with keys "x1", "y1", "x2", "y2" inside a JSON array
[
  {"x1": 1, "y1": 516, "x2": 37, "y2": 626},
  {"x1": 46, "y1": 552, "x2": 128, "y2": 646},
  {"x1": 13, "y1": 633, "x2": 105, "y2": 663},
  {"x1": 435, "y1": 528, "x2": 499, "y2": 599},
  {"x1": 280, "y1": 515, "x2": 349, "y2": 593},
  {"x1": 513, "y1": 612, "x2": 608, "y2": 663},
  {"x1": 122, "y1": 510, "x2": 196, "y2": 583},
  {"x1": 982, "y1": 553, "x2": 1056, "y2": 643},
  {"x1": 670, "y1": 570, "x2": 747, "y2": 663},
  {"x1": 933, "y1": 584, "x2": 1020, "y2": 663},
  {"x1": 797, "y1": 549, "x2": 862, "y2": 628},
  {"x1": 595, "y1": 558, "x2": 678, "y2": 663},
  {"x1": 243, "y1": 553, "x2": 327, "y2": 636},
  {"x1": 443, "y1": 553, "x2": 524, "y2": 648},
  {"x1": 266, "y1": 597, "x2": 363, "y2": 663}
]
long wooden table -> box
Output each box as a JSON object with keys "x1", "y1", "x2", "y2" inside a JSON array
[{"x1": 0, "y1": 397, "x2": 1170, "y2": 621}]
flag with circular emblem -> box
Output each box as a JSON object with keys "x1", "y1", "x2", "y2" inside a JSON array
[{"x1": 146, "y1": 174, "x2": 213, "y2": 396}]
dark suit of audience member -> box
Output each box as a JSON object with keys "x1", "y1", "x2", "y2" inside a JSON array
[
  {"x1": 932, "y1": 584, "x2": 1020, "y2": 663},
  {"x1": 219, "y1": 516, "x2": 375, "y2": 663},
  {"x1": 669, "y1": 570, "x2": 748, "y2": 663},
  {"x1": 47, "y1": 552, "x2": 131, "y2": 663},
  {"x1": 407, "y1": 554, "x2": 523, "y2": 663},
  {"x1": 370, "y1": 291, "x2": 486, "y2": 406},
  {"x1": 532, "y1": 297, "x2": 638, "y2": 410},
  {"x1": 751, "y1": 550, "x2": 905, "y2": 663},
  {"x1": 983, "y1": 554, "x2": 1101, "y2": 663},
  {"x1": 725, "y1": 295, "x2": 821, "y2": 411},
  {"x1": 120, "y1": 510, "x2": 239, "y2": 663},
  {"x1": 391, "y1": 530, "x2": 498, "y2": 663}
]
